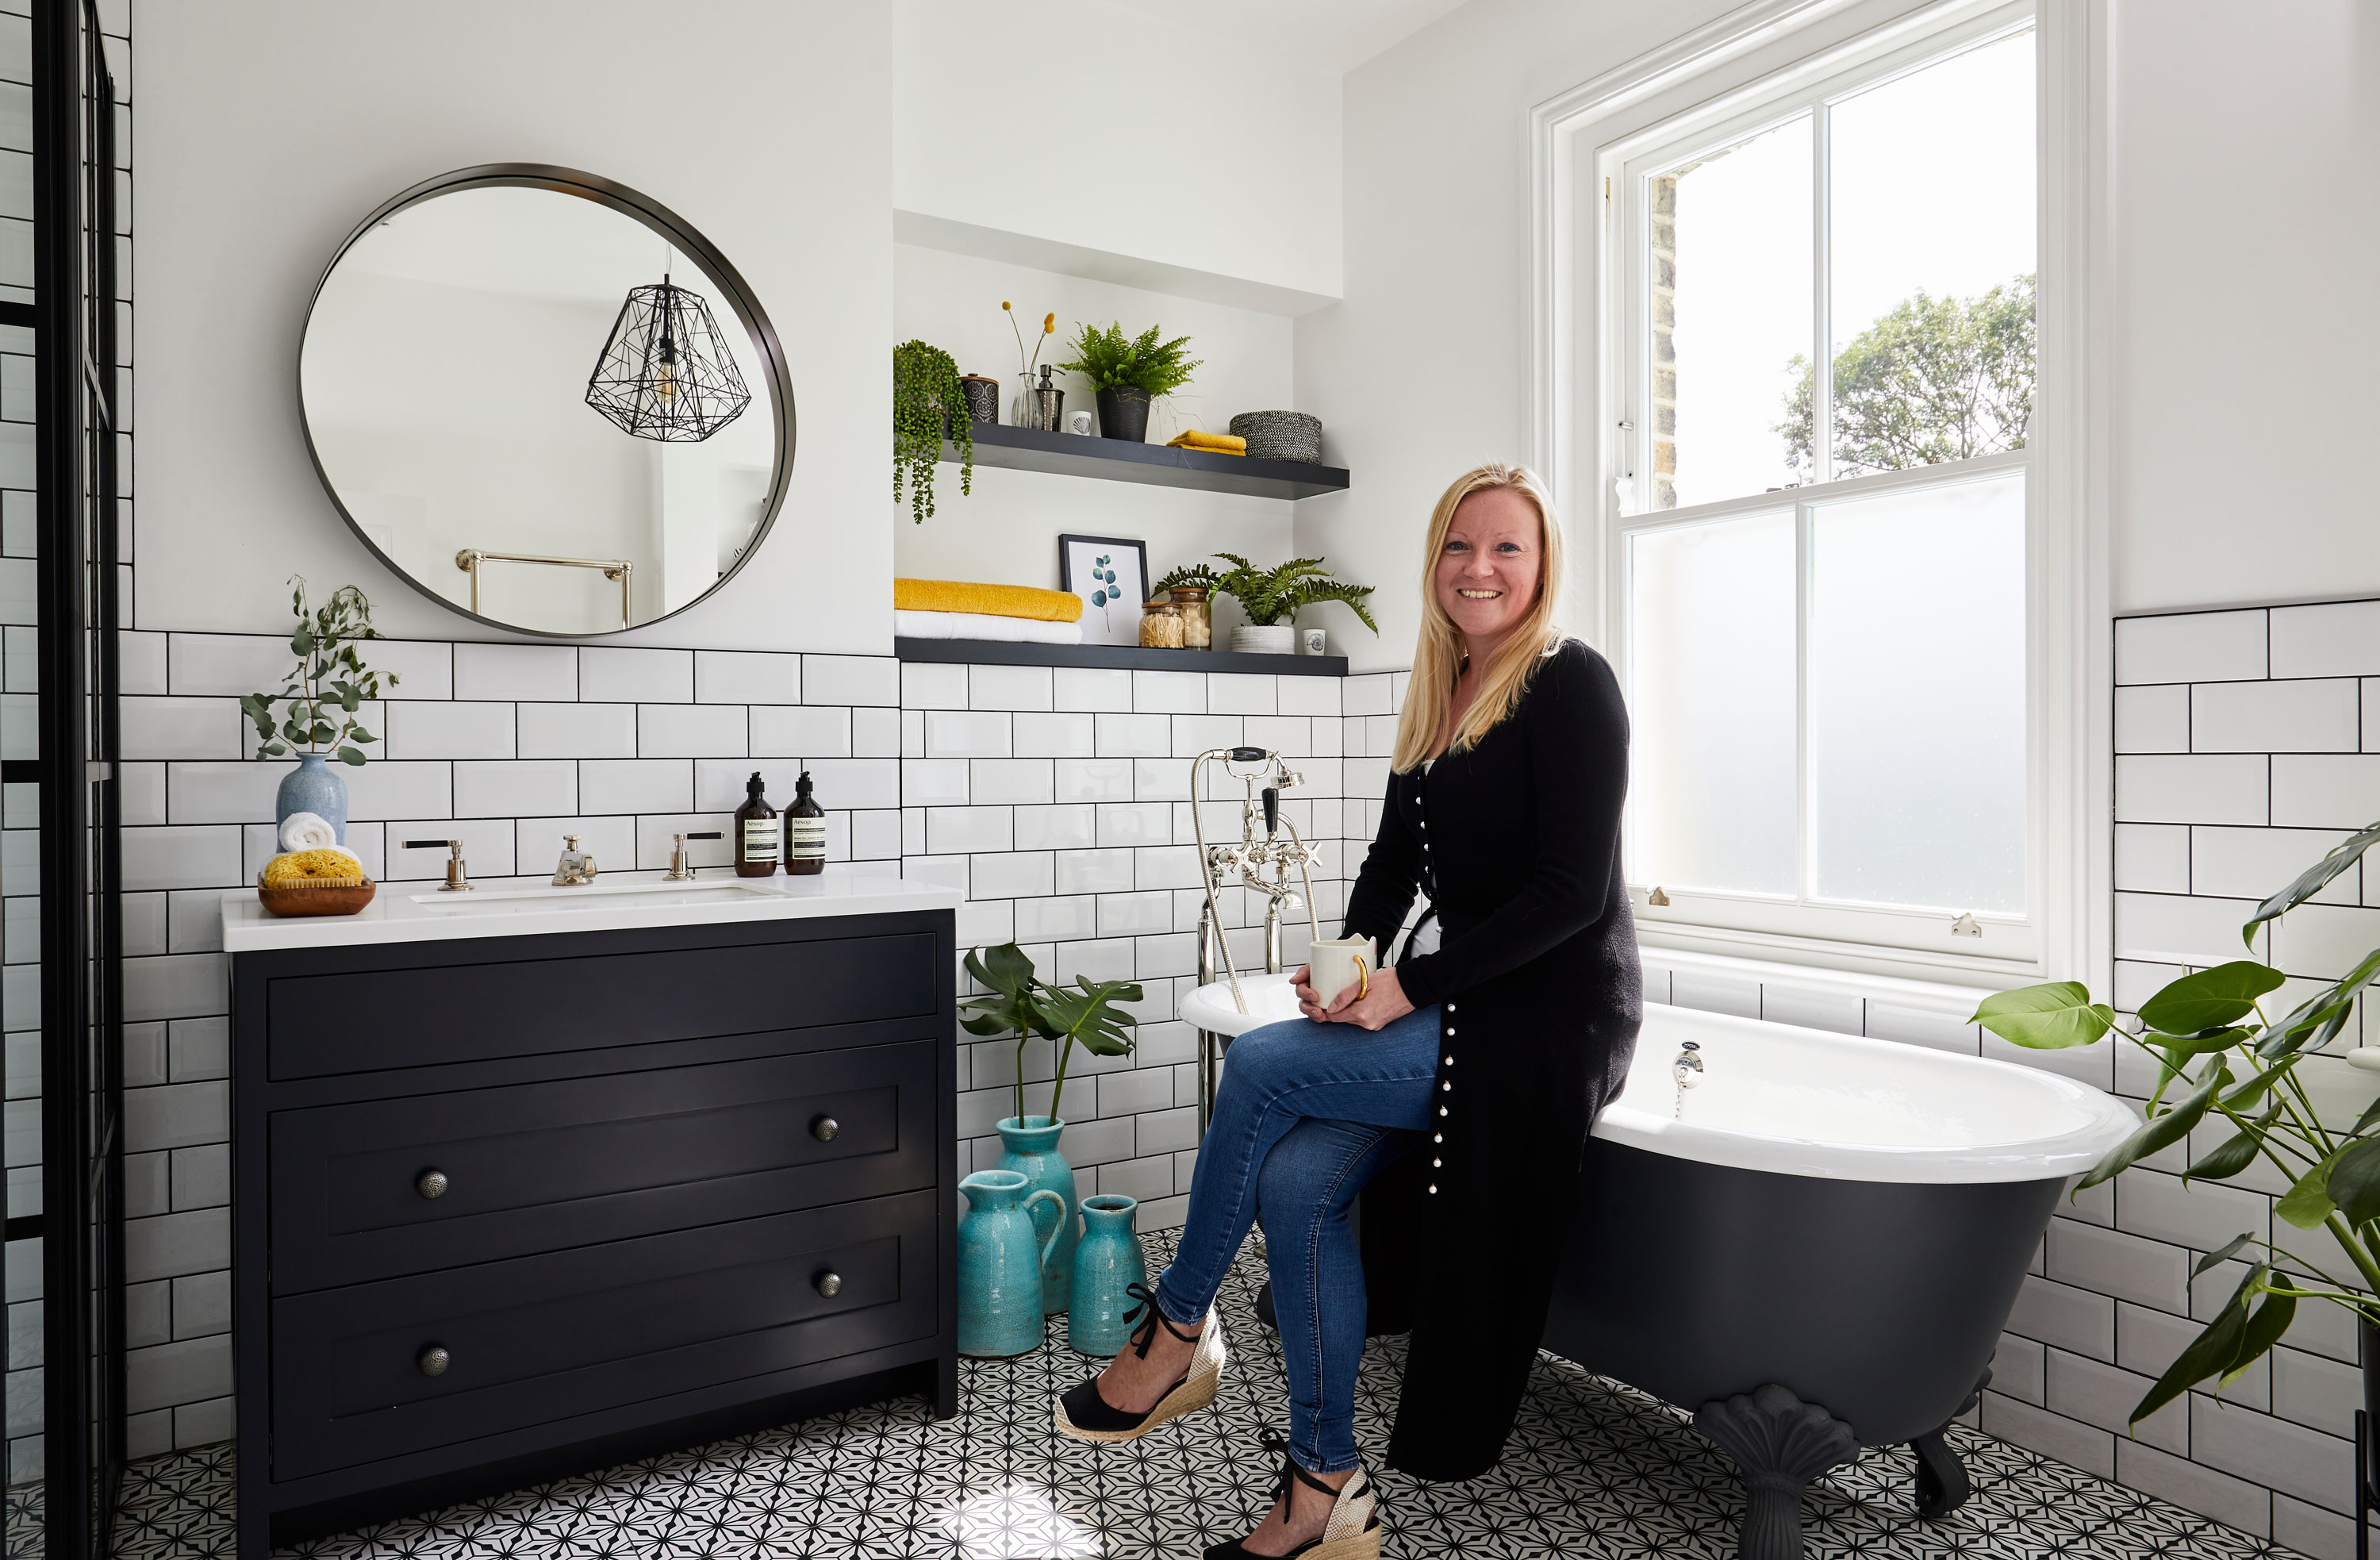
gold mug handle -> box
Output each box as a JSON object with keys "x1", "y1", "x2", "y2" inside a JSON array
[{"x1": 1352, "y1": 954, "x2": 1369, "y2": 1002}]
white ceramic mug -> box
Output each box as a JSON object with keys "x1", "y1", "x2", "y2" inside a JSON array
[
  {"x1": 1306, "y1": 934, "x2": 1374, "y2": 1009},
  {"x1": 1301, "y1": 628, "x2": 1327, "y2": 656}
]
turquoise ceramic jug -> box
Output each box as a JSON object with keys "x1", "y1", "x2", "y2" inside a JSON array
[
  {"x1": 996, "y1": 1116, "x2": 1077, "y2": 1313},
  {"x1": 1066, "y1": 1195, "x2": 1148, "y2": 1357},
  {"x1": 958, "y1": 1170, "x2": 1064, "y2": 1358}
]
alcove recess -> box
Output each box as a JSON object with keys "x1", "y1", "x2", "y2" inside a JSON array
[{"x1": 891, "y1": 212, "x2": 1353, "y2": 673}]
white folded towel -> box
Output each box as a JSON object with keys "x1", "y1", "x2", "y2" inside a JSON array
[
  {"x1": 894, "y1": 609, "x2": 1084, "y2": 645},
  {"x1": 278, "y1": 812, "x2": 339, "y2": 852}
]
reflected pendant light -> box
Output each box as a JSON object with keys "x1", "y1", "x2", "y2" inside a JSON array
[{"x1": 585, "y1": 267, "x2": 753, "y2": 442}]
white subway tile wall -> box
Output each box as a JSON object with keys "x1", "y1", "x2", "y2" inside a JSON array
[
  {"x1": 104, "y1": 647, "x2": 1380, "y2": 1464},
  {"x1": 1645, "y1": 602, "x2": 2380, "y2": 1558}
]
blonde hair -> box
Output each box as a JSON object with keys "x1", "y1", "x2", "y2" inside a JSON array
[{"x1": 1390, "y1": 463, "x2": 1565, "y2": 773}]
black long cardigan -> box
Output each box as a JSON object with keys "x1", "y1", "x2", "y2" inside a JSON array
[{"x1": 1341, "y1": 637, "x2": 1641, "y2": 1482}]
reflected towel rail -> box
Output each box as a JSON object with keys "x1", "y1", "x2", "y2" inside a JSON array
[{"x1": 455, "y1": 548, "x2": 633, "y2": 628}]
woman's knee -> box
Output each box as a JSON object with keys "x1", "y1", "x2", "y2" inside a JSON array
[{"x1": 1216, "y1": 1018, "x2": 1314, "y2": 1102}]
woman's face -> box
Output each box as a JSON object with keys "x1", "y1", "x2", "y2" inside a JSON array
[{"x1": 1434, "y1": 486, "x2": 1544, "y2": 648}]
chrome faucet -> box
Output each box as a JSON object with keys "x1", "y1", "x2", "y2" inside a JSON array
[
  {"x1": 402, "y1": 839, "x2": 474, "y2": 892},
  {"x1": 663, "y1": 831, "x2": 722, "y2": 882},
  {"x1": 552, "y1": 835, "x2": 599, "y2": 886},
  {"x1": 1189, "y1": 746, "x2": 1324, "y2": 1133},
  {"x1": 1672, "y1": 1040, "x2": 1704, "y2": 1119}
]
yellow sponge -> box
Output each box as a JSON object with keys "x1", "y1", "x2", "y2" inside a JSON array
[{"x1": 263, "y1": 848, "x2": 364, "y2": 886}]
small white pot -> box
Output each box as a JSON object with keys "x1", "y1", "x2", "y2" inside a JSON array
[{"x1": 1230, "y1": 624, "x2": 1296, "y2": 656}]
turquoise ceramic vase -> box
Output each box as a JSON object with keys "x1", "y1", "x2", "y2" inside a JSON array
[
  {"x1": 958, "y1": 1170, "x2": 1063, "y2": 1358},
  {"x1": 996, "y1": 1116, "x2": 1077, "y2": 1313},
  {"x1": 275, "y1": 753, "x2": 348, "y2": 844},
  {"x1": 1066, "y1": 1195, "x2": 1148, "y2": 1358}
]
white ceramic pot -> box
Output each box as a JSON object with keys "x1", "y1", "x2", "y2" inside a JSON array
[{"x1": 1230, "y1": 624, "x2": 1296, "y2": 656}]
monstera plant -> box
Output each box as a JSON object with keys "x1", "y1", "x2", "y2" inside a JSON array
[
  {"x1": 959, "y1": 943, "x2": 1140, "y2": 1124},
  {"x1": 1977, "y1": 820, "x2": 2380, "y2": 1424}
]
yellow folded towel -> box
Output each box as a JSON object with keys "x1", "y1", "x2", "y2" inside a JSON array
[
  {"x1": 1166, "y1": 429, "x2": 1247, "y2": 455},
  {"x1": 895, "y1": 578, "x2": 1084, "y2": 623}
]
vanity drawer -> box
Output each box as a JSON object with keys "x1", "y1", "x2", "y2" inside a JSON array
[
  {"x1": 268, "y1": 1190, "x2": 938, "y2": 1482},
  {"x1": 269, "y1": 1041, "x2": 938, "y2": 1293},
  {"x1": 265, "y1": 929, "x2": 937, "y2": 1079}
]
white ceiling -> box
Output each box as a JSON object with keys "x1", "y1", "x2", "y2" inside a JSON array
[{"x1": 1103, "y1": 0, "x2": 1468, "y2": 72}]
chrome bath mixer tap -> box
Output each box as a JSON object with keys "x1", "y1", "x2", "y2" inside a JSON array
[{"x1": 1189, "y1": 745, "x2": 1324, "y2": 1132}]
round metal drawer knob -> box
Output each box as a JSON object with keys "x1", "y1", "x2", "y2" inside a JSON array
[
  {"x1": 416, "y1": 1169, "x2": 449, "y2": 1200},
  {"x1": 418, "y1": 1345, "x2": 451, "y2": 1377},
  {"x1": 810, "y1": 1116, "x2": 839, "y2": 1143},
  {"x1": 814, "y1": 1271, "x2": 843, "y2": 1298}
]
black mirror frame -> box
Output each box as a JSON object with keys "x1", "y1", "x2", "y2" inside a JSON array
[{"x1": 297, "y1": 163, "x2": 796, "y2": 639}]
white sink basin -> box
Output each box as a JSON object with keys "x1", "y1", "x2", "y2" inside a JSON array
[{"x1": 410, "y1": 879, "x2": 781, "y2": 912}]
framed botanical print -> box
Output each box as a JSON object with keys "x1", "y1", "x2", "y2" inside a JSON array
[{"x1": 1058, "y1": 535, "x2": 1149, "y2": 646}]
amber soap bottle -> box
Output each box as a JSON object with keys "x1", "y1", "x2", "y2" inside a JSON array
[
  {"x1": 785, "y1": 770, "x2": 827, "y2": 876},
  {"x1": 735, "y1": 772, "x2": 779, "y2": 878}
]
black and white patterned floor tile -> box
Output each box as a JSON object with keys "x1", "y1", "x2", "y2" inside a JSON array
[{"x1": 81, "y1": 1232, "x2": 2297, "y2": 1559}]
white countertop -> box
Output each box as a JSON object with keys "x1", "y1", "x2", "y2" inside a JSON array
[{"x1": 221, "y1": 863, "x2": 962, "y2": 954}]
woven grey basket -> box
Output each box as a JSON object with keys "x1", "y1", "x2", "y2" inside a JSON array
[{"x1": 1229, "y1": 410, "x2": 1322, "y2": 464}]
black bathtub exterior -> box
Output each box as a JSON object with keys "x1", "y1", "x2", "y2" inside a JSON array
[
  {"x1": 1539, "y1": 1137, "x2": 2062, "y2": 1557},
  {"x1": 1547, "y1": 1138, "x2": 2056, "y2": 1441}
]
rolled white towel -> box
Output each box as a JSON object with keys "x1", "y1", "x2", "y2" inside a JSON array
[{"x1": 278, "y1": 812, "x2": 339, "y2": 852}]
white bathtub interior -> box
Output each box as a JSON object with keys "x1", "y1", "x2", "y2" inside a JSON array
[{"x1": 1177, "y1": 972, "x2": 2135, "y2": 1185}]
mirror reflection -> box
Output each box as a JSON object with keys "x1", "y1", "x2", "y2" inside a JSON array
[{"x1": 300, "y1": 182, "x2": 784, "y2": 635}]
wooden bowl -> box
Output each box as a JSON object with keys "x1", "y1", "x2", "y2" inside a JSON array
[{"x1": 255, "y1": 874, "x2": 377, "y2": 918}]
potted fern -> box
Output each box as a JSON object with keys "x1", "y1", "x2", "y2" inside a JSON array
[
  {"x1": 1977, "y1": 821, "x2": 2380, "y2": 1434},
  {"x1": 1208, "y1": 552, "x2": 1379, "y2": 655},
  {"x1": 1054, "y1": 321, "x2": 1200, "y2": 444}
]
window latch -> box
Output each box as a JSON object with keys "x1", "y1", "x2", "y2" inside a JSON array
[{"x1": 1951, "y1": 913, "x2": 1982, "y2": 938}]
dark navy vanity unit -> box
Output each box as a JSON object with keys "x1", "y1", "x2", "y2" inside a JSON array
[{"x1": 226, "y1": 882, "x2": 959, "y2": 1557}]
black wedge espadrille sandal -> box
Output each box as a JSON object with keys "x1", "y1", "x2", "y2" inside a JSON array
[
  {"x1": 1054, "y1": 1283, "x2": 1229, "y2": 1443},
  {"x1": 1203, "y1": 1433, "x2": 1384, "y2": 1560}
]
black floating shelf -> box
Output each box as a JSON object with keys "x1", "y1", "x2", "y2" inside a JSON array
[
  {"x1": 942, "y1": 421, "x2": 1349, "y2": 501},
  {"x1": 895, "y1": 638, "x2": 1345, "y2": 678}
]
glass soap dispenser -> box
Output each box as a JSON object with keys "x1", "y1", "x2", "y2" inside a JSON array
[{"x1": 735, "y1": 772, "x2": 779, "y2": 878}]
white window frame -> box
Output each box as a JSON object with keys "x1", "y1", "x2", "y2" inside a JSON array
[{"x1": 1530, "y1": 0, "x2": 2107, "y2": 995}]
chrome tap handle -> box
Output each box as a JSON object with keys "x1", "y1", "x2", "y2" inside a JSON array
[
  {"x1": 1672, "y1": 1041, "x2": 1703, "y2": 1120},
  {"x1": 403, "y1": 839, "x2": 473, "y2": 893}
]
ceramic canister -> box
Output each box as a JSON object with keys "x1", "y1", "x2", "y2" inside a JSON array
[
  {"x1": 996, "y1": 1116, "x2": 1078, "y2": 1313},
  {"x1": 957, "y1": 1170, "x2": 1064, "y2": 1358},
  {"x1": 1066, "y1": 1196, "x2": 1148, "y2": 1358}
]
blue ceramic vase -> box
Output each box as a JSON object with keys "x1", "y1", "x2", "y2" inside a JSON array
[
  {"x1": 996, "y1": 1116, "x2": 1077, "y2": 1313},
  {"x1": 275, "y1": 753, "x2": 348, "y2": 845},
  {"x1": 1066, "y1": 1195, "x2": 1148, "y2": 1358},
  {"x1": 957, "y1": 1170, "x2": 1063, "y2": 1358}
]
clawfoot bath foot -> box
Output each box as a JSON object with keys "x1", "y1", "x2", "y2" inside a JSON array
[{"x1": 1694, "y1": 1384, "x2": 1860, "y2": 1560}]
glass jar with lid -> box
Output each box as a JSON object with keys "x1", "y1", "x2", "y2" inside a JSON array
[
  {"x1": 1168, "y1": 586, "x2": 1211, "y2": 649},
  {"x1": 1138, "y1": 599, "x2": 1184, "y2": 649}
]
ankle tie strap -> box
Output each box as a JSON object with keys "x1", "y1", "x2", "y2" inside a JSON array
[
  {"x1": 1259, "y1": 1431, "x2": 1345, "y2": 1505},
  {"x1": 1122, "y1": 1282, "x2": 1200, "y2": 1358}
]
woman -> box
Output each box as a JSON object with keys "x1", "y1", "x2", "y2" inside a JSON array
[{"x1": 1054, "y1": 463, "x2": 1640, "y2": 1560}]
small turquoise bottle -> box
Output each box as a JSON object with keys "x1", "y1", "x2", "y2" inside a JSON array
[
  {"x1": 957, "y1": 1170, "x2": 1063, "y2": 1358},
  {"x1": 996, "y1": 1116, "x2": 1077, "y2": 1314},
  {"x1": 1066, "y1": 1195, "x2": 1148, "y2": 1358}
]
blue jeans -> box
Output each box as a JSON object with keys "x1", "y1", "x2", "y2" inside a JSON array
[{"x1": 1153, "y1": 1005, "x2": 1439, "y2": 1472}]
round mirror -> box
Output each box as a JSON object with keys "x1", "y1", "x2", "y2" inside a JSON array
[{"x1": 299, "y1": 165, "x2": 793, "y2": 636}]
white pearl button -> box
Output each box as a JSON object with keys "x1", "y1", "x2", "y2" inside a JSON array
[
  {"x1": 1446, "y1": 1003, "x2": 1456, "y2": 1012},
  {"x1": 1432, "y1": 1158, "x2": 1441, "y2": 1167},
  {"x1": 1427, "y1": 1185, "x2": 1438, "y2": 1193},
  {"x1": 1441, "y1": 1081, "x2": 1451, "y2": 1092},
  {"x1": 1433, "y1": 1133, "x2": 1442, "y2": 1143},
  {"x1": 1438, "y1": 1106, "x2": 1448, "y2": 1117}
]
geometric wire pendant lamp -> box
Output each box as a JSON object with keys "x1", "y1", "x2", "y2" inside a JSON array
[{"x1": 585, "y1": 273, "x2": 754, "y2": 442}]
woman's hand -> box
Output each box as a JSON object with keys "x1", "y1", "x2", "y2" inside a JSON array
[{"x1": 1297, "y1": 964, "x2": 1416, "y2": 1031}]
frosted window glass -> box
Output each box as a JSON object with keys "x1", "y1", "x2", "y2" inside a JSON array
[
  {"x1": 1828, "y1": 31, "x2": 2036, "y2": 478},
  {"x1": 1809, "y1": 472, "x2": 2025, "y2": 911},
  {"x1": 1657, "y1": 116, "x2": 1812, "y2": 510},
  {"x1": 1628, "y1": 513, "x2": 1798, "y2": 894}
]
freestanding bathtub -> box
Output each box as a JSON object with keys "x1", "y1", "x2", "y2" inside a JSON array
[{"x1": 1179, "y1": 973, "x2": 2136, "y2": 1560}]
